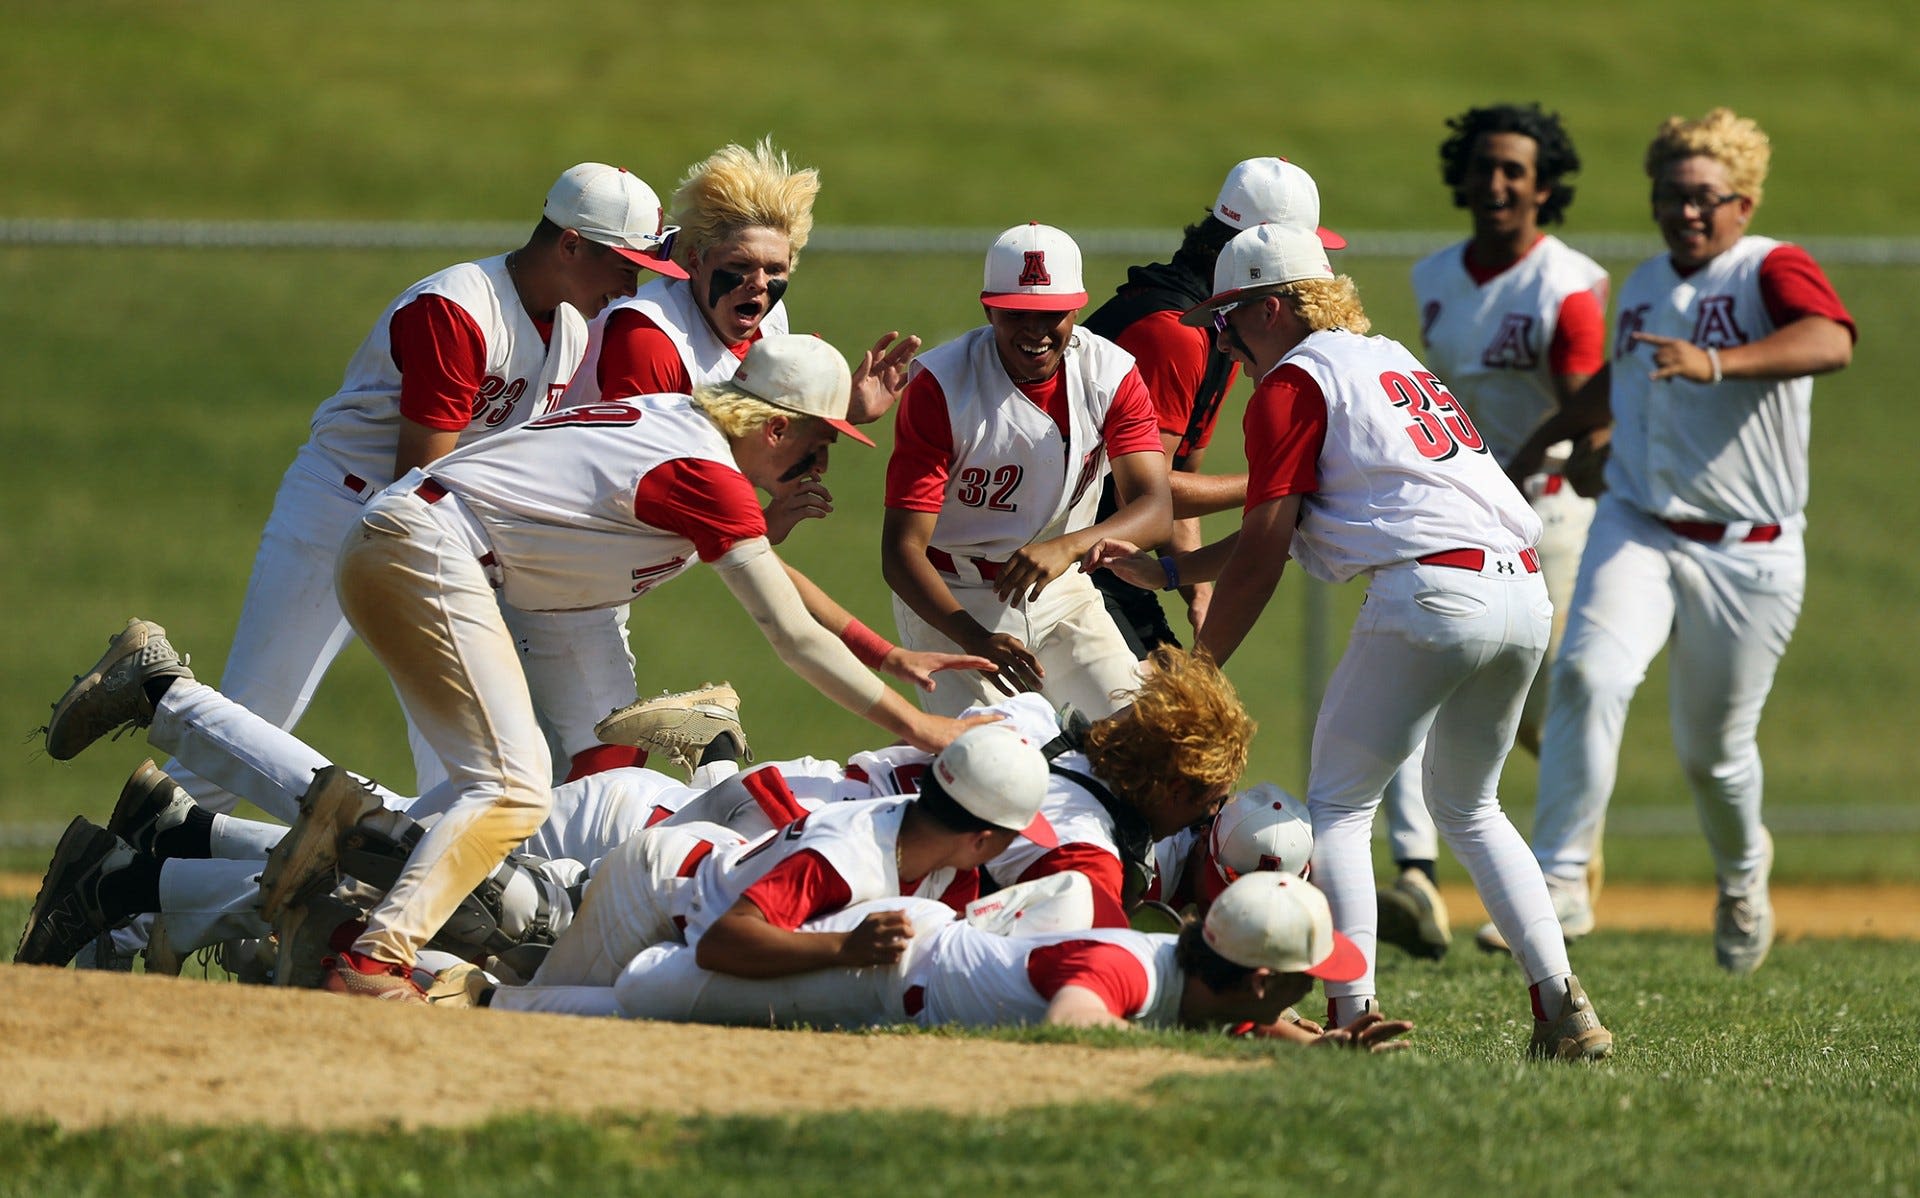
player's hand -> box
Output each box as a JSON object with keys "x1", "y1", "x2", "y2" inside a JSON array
[
  {"x1": 848, "y1": 331, "x2": 923, "y2": 425},
  {"x1": 993, "y1": 537, "x2": 1081, "y2": 605},
  {"x1": 763, "y1": 475, "x2": 833, "y2": 545},
  {"x1": 1564, "y1": 429, "x2": 1611, "y2": 499},
  {"x1": 899, "y1": 710, "x2": 1003, "y2": 753},
  {"x1": 958, "y1": 631, "x2": 1044, "y2": 695},
  {"x1": 1082, "y1": 538, "x2": 1161, "y2": 591},
  {"x1": 1632, "y1": 332, "x2": 1716, "y2": 383},
  {"x1": 881, "y1": 647, "x2": 997, "y2": 692},
  {"x1": 1310, "y1": 1011, "x2": 1415, "y2": 1054},
  {"x1": 837, "y1": 910, "x2": 915, "y2": 966}
]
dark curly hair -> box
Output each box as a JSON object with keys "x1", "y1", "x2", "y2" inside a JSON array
[
  {"x1": 1439, "y1": 102, "x2": 1581, "y2": 226},
  {"x1": 1170, "y1": 214, "x2": 1241, "y2": 280}
]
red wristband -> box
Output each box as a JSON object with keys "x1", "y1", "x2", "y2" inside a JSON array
[{"x1": 841, "y1": 618, "x2": 895, "y2": 668}]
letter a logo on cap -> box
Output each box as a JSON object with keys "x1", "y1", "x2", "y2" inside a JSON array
[{"x1": 1019, "y1": 251, "x2": 1052, "y2": 288}]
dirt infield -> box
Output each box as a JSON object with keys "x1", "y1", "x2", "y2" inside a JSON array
[{"x1": 4, "y1": 880, "x2": 1914, "y2": 1131}]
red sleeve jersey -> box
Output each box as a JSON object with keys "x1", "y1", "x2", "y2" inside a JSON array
[
  {"x1": 1243, "y1": 364, "x2": 1330, "y2": 511},
  {"x1": 632, "y1": 458, "x2": 769, "y2": 561},
  {"x1": 1025, "y1": 939, "x2": 1152, "y2": 1018},
  {"x1": 885, "y1": 370, "x2": 955, "y2": 512},
  {"x1": 1548, "y1": 286, "x2": 1608, "y2": 377},
  {"x1": 1099, "y1": 367, "x2": 1171, "y2": 458},
  {"x1": 737, "y1": 849, "x2": 854, "y2": 930},
  {"x1": 1759, "y1": 246, "x2": 1858, "y2": 341},
  {"x1": 596, "y1": 309, "x2": 694, "y2": 399},
  {"x1": 1017, "y1": 844, "x2": 1129, "y2": 929},
  {"x1": 389, "y1": 294, "x2": 491, "y2": 429},
  {"x1": 1114, "y1": 310, "x2": 1215, "y2": 443}
]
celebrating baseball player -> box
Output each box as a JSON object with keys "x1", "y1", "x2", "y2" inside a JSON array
[
  {"x1": 882, "y1": 222, "x2": 1171, "y2": 718},
  {"x1": 251, "y1": 334, "x2": 991, "y2": 1001},
  {"x1": 123, "y1": 164, "x2": 687, "y2": 819},
  {"x1": 1378, "y1": 103, "x2": 1612, "y2": 959},
  {"x1": 1082, "y1": 157, "x2": 1347, "y2": 654},
  {"x1": 1092, "y1": 224, "x2": 1613, "y2": 1061},
  {"x1": 1512, "y1": 108, "x2": 1855, "y2": 974}
]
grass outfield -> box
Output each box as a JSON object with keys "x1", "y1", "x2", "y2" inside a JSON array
[{"x1": 1, "y1": 893, "x2": 1915, "y2": 1196}]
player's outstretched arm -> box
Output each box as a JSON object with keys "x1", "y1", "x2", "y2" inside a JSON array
[
  {"x1": 881, "y1": 507, "x2": 1044, "y2": 696},
  {"x1": 847, "y1": 331, "x2": 923, "y2": 425},
  {"x1": 994, "y1": 451, "x2": 1173, "y2": 607},
  {"x1": 1196, "y1": 497, "x2": 1300, "y2": 667},
  {"x1": 696, "y1": 902, "x2": 913, "y2": 979}
]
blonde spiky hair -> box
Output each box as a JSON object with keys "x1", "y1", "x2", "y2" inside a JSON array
[
  {"x1": 1645, "y1": 107, "x2": 1772, "y2": 208},
  {"x1": 670, "y1": 138, "x2": 819, "y2": 268}
]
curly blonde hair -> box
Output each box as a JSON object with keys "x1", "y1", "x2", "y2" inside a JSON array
[
  {"x1": 1084, "y1": 646, "x2": 1255, "y2": 820},
  {"x1": 670, "y1": 138, "x2": 819, "y2": 269},
  {"x1": 1645, "y1": 107, "x2": 1771, "y2": 208},
  {"x1": 1275, "y1": 276, "x2": 1371, "y2": 335}
]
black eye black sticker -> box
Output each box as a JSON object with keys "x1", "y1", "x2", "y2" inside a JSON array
[
  {"x1": 708, "y1": 268, "x2": 746, "y2": 310},
  {"x1": 765, "y1": 277, "x2": 789, "y2": 308}
]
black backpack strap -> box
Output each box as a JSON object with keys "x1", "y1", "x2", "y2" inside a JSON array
[{"x1": 1047, "y1": 763, "x2": 1155, "y2": 908}]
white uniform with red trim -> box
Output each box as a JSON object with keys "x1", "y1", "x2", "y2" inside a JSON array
[
  {"x1": 1392, "y1": 237, "x2": 1610, "y2": 860},
  {"x1": 889, "y1": 327, "x2": 1150, "y2": 718},
  {"x1": 564, "y1": 276, "x2": 790, "y2": 405},
  {"x1": 168, "y1": 256, "x2": 586, "y2": 813},
  {"x1": 1529, "y1": 237, "x2": 1851, "y2": 898},
  {"x1": 1246, "y1": 328, "x2": 1570, "y2": 1012}
]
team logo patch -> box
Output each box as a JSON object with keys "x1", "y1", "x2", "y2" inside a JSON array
[
  {"x1": 1481, "y1": 313, "x2": 1540, "y2": 370},
  {"x1": 1692, "y1": 295, "x2": 1749, "y2": 347},
  {"x1": 1018, "y1": 251, "x2": 1051, "y2": 288}
]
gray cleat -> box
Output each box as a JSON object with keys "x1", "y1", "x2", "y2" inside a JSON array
[{"x1": 44, "y1": 619, "x2": 194, "y2": 760}]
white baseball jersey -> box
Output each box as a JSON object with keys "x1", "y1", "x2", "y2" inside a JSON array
[
  {"x1": 1411, "y1": 235, "x2": 1608, "y2": 465},
  {"x1": 913, "y1": 924, "x2": 1182, "y2": 1028},
  {"x1": 909, "y1": 325, "x2": 1138, "y2": 559},
  {"x1": 422, "y1": 394, "x2": 742, "y2": 612},
  {"x1": 677, "y1": 797, "x2": 960, "y2": 943},
  {"x1": 565, "y1": 276, "x2": 790, "y2": 405},
  {"x1": 1605, "y1": 236, "x2": 1813, "y2": 526},
  {"x1": 520, "y1": 766, "x2": 693, "y2": 867},
  {"x1": 984, "y1": 750, "x2": 1123, "y2": 887},
  {"x1": 304, "y1": 255, "x2": 584, "y2": 491},
  {"x1": 1262, "y1": 330, "x2": 1542, "y2": 583}
]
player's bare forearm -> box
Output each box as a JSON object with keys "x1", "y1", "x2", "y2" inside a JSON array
[
  {"x1": 1043, "y1": 985, "x2": 1132, "y2": 1029},
  {"x1": 1169, "y1": 469, "x2": 1249, "y2": 519},
  {"x1": 1196, "y1": 497, "x2": 1298, "y2": 666},
  {"x1": 1716, "y1": 316, "x2": 1853, "y2": 380},
  {"x1": 1509, "y1": 366, "x2": 1612, "y2": 481},
  {"x1": 393, "y1": 419, "x2": 461, "y2": 478},
  {"x1": 1104, "y1": 451, "x2": 1174, "y2": 550},
  {"x1": 695, "y1": 913, "x2": 853, "y2": 980}
]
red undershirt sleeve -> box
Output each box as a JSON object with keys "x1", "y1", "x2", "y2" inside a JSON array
[
  {"x1": 1018, "y1": 845, "x2": 1130, "y2": 928},
  {"x1": 1549, "y1": 286, "x2": 1608, "y2": 377},
  {"x1": 1101, "y1": 367, "x2": 1171, "y2": 457},
  {"x1": 738, "y1": 850, "x2": 856, "y2": 931},
  {"x1": 1113, "y1": 311, "x2": 1209, "y2": 439},
  {"x1": 598, "y1": 309, "x2": 693, "y2": 398},
  {"x1": 884, "y1": 371, "x2": 955, "y2": 512},
  {"x1": 632, "y1": 458, "x2": 769, "y2": 561},
  {"x1": 1026, "y1": 940, "x2": 1152, "y2": 1017},
  {"x1": 1758, "y1": 245, "x2": 1858, "y2": 342},
  {"x1": 1243, "y1": 364, "x2": 1328, "y2": 511},
  {"x1": 390, "y1": 294, "x2": 488, "y2": 430}
]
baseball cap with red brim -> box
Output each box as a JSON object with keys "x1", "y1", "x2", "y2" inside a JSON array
[
  {"x1": 544, "y1": 163, "x2": 689, "y2": 279},
  {"x1": 1202, "y1": 871, "x2": 1367, "y2": 981},
  {"x1": 980, "y1": 222, "x2": 1088, "y2": 312},
  {"x1": 929, "y1": 724, "x2": 1058, "y2": 848},
  {"x1": 723, "y1": 334, "x2": 875, "y2": 446},
  {"x1": 1214, "y1": 156, "x2": 1347, "y2": 250},
  {"x1": 1179, "y1": 224, "x2": 1336, "y2": 327}
]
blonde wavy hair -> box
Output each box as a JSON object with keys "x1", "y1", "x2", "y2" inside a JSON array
[
  {"x1": 670, "y1": 138, "x2": 820, "y2": 268},
  {"x1": 690, "y1": 383, "x2": 816, "y2": 439},
  {"x1": 1645, "y1": 107, "x2": 1771, "y2": 208},
  {"x1": 1273, "y1": 276, "x2": 1371, "y2": 335},
  {"x1": 1084, "y1": 646, "x2": 1255, "y2": 820}
]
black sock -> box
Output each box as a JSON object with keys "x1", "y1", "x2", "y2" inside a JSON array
[
  {"x1": 1398, "y1": 859, "x2": 1438, "y2": 885},
  {"x1": 153, "y1": 806, "x2": 215, "y2": 860},
  {"x1": 95, "y1": 854, "x2": 163, "y2": 923},
  {"x1": 698, "y1": 730, "x2": 743, "y2": 767},
  {"x1": 142, "y1": 676, "x2": 178, "y2": 710}
]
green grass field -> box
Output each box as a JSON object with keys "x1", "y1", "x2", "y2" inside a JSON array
[{"x1": 2, "y1": 2, "x2": 1916, "y2": 1192}]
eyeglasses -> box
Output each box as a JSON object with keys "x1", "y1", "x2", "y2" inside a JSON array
[
  {"x1": 1209, "y1": 300, "x2": 1243, "y2": 333},
  {"x1": 1651, "y1": 189, "x2": 1742, "y2": 216}
]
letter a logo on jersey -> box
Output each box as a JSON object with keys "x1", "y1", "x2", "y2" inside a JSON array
[
  {"x1": 1019, "y1": 251, "x2": 1051, "y2": 288},
  {"x1": 1692, "y1": 296, "x2": 1749, "y2": 348},
  {"x1": 1480, "y1": 314, "x2": 1539, "y2": 370}
]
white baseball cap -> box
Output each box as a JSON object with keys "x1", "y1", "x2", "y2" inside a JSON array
[
  {"x1": 980, "y1": 222, "x2": 1088, "y2": 311},
  {"x1": 928, "y1": 724, "x2": 1057, "y2": 847},
  {"x1": 1209, "y1": 782, "x2": 1313, "y2": 887},
  {"x1": 1202, "y1": 871, "x2": 1365, "y2": 981},
  {"x1": 722, "y1": 334, "x2": 874, "y2": 446},
  {"x1": 544, "y1": 163, "x2": 689, "y2": 279},
  {"x1": 1179, "y1": 224, "x2": 1335, "y2": 327},
  {"x1": 1213, "y1": 157, "x2": 1347, "y2": 249}
]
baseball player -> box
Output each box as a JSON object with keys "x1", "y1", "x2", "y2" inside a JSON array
[
  {"x1": 1514, "y1": 109, "x2": 1855, "y2": 974},
  {"x1": 1380, "y1": 103, "x2": 1611, "y2": 959},
  {"x1": 475, "y1": 725, "x2": 1055, "y2": 1017},
  {"x1": 1092, "y1": 225, "x2": 1612, "y2": 1061},
  {"x1": 1082, "y1": 156, "x2": 1347, "y2": 655},
  {"x1": 256, "y1": 334, "x2": 991, "y2": 1001},
  {"x1": 882, "y1": 222, "x2": 1172, "y2": 718},
  {"x1": 122, "y1": 164, "x2": 688, "y2": 817},
  {"x1": 608, "y1": 872, "x2": 1409, "y2": 1053}
]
